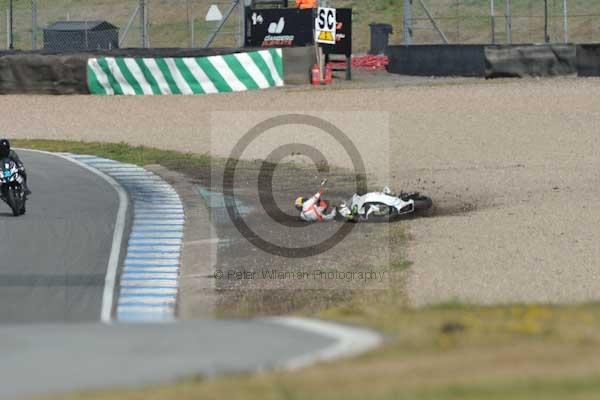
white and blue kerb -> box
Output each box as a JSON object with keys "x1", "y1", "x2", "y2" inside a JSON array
[{"x1": 65, "y1": 154, "x2": 183, "y2": 322}]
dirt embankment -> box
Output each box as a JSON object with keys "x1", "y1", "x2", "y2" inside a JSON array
[{"x1": 3, "y1": 77, "x2": 600, "y2": 306}]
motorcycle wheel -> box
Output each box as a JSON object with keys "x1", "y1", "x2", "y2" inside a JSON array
[
  {"x1": 6, "y1": 187, "x2": 22, "y2": 217},
  {"x1": 413, "y1": 196, "x2": 433, "y2": 216}
]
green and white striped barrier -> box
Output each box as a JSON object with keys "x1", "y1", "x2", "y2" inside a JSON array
[{"x1": 87, "y1": 48, "x2": 284, "y2": 95}]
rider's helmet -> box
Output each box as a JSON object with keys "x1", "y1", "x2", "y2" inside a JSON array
[
  {"x1": 294, "y1": 196, "x2": 304, "y2": 210},
  {"x1": 0, "y1": 139, "x2": 10, "y2": 158}
]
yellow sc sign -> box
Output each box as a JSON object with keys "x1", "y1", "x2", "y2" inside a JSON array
[{"x1": 315, "y1": 7, "x2": 336, "y2": 45}]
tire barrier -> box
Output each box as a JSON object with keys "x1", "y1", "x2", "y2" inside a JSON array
[
  {"x1": 0, "y1": 48, "x2": 258, "y2": 95},
  {"x1": 387, "y1": 44, "x2": 599, "y2": 78},
  {"x1": 87, "y1": 48, "x2": 284, "y2": 95},
  {"x1": 485, "y1": 44, "x2": 576, "y2": 78},
  {"x1": 387, "y1": 45, "x2": 486, "y2": 77},
  {"x1": 0, "y1": 53, "x2": 89, "y2": 94},
  {"x1": 3, "y1": 43, "x2": 600, "y2": 94},
  {"x1": 576, "y1": 44, "x2": 600, "y2": 77},
  {"x1": 0, "y1": 47, "x2": 312, "y2": 94}
]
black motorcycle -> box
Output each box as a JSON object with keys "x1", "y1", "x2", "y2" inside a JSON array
[{"x1": 0, "y1": 158, "x2": 27, "y2": 216}]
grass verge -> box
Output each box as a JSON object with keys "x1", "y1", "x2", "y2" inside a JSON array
[
  {"x1": 14, "y1": 139, "x2": 212, "y2": 172},
  {"x1": 18, "y1": 140, "x2": 600, "y2": 400}
]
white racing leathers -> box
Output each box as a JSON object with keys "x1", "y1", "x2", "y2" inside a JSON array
[{"x1": 300, "y1": 191, "x2": 336, "y2": 222}]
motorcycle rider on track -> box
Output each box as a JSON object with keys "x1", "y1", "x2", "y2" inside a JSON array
[
  {"x1": 295, "y1": 179, "x2": 336, "y2": 222},
  {"x1": 0, "y1": 139, "x2": 32, "y2": 196}
]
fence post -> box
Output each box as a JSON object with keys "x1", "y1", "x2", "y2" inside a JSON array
[
  {"x1": 140, "y1": 0, "x2": 147, "y2": 48},
  {"x1": 238, "y1": 0, "x2": 245, "y2": 47},
  {"x1": 8, "y1": 0, "x2": 13, "y2": 49},
  {"x1": 403, "y1": 0, "x2": 412, "y2": 45},
  {"x1": 31, "y1": 0, "x2": 37, "y2": 49},
  {"x1": 187, "y1": 0, "x2": 192, "y2": 48},
  {"x1": 505, "y1": 0, "x2": 511, "y2": 44},
  {"x1": 490, "y1": 0, "x2": 495, "y2": 44},
  {"x1": 563, "y1": 0, "x2": 568, "y2": 43},
  {"x1": 544, "y1": 0, "x2": 549, "y2": 43},
  {"x1": 192, "y1": 16, "x2": 195, "y2": 48}
]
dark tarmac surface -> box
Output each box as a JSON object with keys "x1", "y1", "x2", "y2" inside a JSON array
[{"x1": 0, "y1": 150, "x2": 119, "y2": 323}]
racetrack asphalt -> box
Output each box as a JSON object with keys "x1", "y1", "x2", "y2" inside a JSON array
[
  {"x1": 0, "y1": 319, "x2": 338, "y2": 399},
  {"x1": 0, "y1": 150, "x2": 121, "y2": 323}
]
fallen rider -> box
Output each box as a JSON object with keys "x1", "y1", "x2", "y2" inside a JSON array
[
  {"x1": 295, "y1": 182, "x2": 433, "y2": 223},
  {"x1": 295, "y1": 179, "x2": 337, "y2": 222}
]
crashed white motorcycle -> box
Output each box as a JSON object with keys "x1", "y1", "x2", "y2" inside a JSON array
[{"x1": 337, "y1": 187, "x2": 433, "y2": 222}]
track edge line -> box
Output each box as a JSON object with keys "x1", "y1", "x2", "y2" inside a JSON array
[{"x1": 264, "y1": 316, "x2": 383, "y2": 370}]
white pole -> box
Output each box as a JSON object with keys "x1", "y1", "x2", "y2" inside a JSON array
[{"x1": 563, "y1": 0, "x2": 568, "y2": 43}]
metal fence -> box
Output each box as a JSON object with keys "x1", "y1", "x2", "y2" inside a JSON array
[
  {"x1": 0, "y1": 0, "x2": 244, "y2": 50},
  {"x1": 1, "y1": 1, "x2": 600, "y2": 51},
  {"x1": 384, "y1": 0, "x2": 600, "y2": 45},
  {"x1": 329, "y1": 0, "x2": 600, "y2": 47}
]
